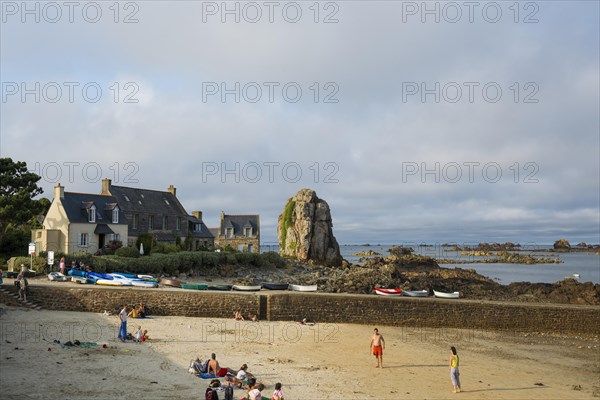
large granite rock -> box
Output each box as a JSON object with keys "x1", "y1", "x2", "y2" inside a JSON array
[
  {"x1": 553, "y1": 239, "x2": 571, "y2": 250},
  {"x1": 278, "y1": 189, "x2": 342, "y2": 267}
]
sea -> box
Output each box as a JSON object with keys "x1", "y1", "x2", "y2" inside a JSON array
[{"x1": 260, "y1": 244, "x2": 600, "y2": 285}]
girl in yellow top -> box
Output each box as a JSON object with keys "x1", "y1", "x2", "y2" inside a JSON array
[{"x1": 449, "y1": 346, "x2": 461, "y2": 393}]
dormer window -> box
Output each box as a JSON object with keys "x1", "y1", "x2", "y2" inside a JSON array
[
  {"x1": 112, "y1": 207, "x2": 119, "y2": 223},
  {"x1": 194, "y1": 223, "x2": 201, "y2": 232},
  {"x1": 88, "y1": 205, "x2": 96, "y2": 223},
  {"x1": 244, "y1": 227, "x2": 252, "y2": 237},
  {"x1": 226, "y1": 228, "x2": 233, "y2": 238}
]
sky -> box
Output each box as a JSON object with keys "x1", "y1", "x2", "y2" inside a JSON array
[{"x1": 1, "y1": 0, "x2": 599, "y2": 245}]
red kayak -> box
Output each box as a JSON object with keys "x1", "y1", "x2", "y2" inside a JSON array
[{"x1": 375, "y1": 288, "x2": 402, "y2": 296}]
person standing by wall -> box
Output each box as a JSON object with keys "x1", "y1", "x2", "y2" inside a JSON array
[
  {"x1": 59, "y1": 257, "x2": 66, "y2": 275},
  {"x1": 370, "y1": 328, "x2": 385, "y2": 368},
  {"x1": 449, "y1": 346, "x2": 461, "y2": 393}
]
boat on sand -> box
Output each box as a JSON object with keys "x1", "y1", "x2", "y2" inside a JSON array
[
  {"x1": 402, "y1": 290, "x2": 429, "y2": 297},
  {"x1": 433, "y1": 290, "x2": 460, "y2": 299},
  {"x1": 288, "y1": 284, "x2": 317, "y2": 292},
  {"x1": 375, "y1": 288, "x2": 402, "y2": 296}
]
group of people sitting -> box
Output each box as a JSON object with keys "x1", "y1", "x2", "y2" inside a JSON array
[
  {"x1": 233, "y1": 309, "x2": 258, "y2": 322},
  {"x1": 190, "y1": 354, "x2": 284, "y2": 399},
  {"x1": 128, "y1": 303, "x2": 148, "y2": 319}
]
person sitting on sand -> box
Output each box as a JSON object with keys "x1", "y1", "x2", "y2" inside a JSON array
[
  {"x1": 138, "y1": 304, "x2": 147, "y2": 318},
  {"x1": 189, "y1": 357, "x2": 205, "y2": 374},
  {"x1": 128, "y1": 306, "x2": 139, "y2": 319},
  {"x1": 225, "y1": 364, "x2": 255, "y2": 388},
  {"x1": 271, "y1": 382, "x2": 284, "y2": 400},
  {"x1": 142, "y1": 330, "x2": 149, "y2": 342},
  {"x1": 234, "y1": 309, "x2": 244, "y2": 321},
  {"x1": 207, "y1": 353, "x2": 230, "y2": 377}
]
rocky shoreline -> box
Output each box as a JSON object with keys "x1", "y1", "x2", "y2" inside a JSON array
[{"x1": 189, "y1": 246, "x2": 600, "y2": 306}]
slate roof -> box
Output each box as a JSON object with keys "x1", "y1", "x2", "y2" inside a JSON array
[
  {"x1": 108, "y1": 185, "x2": 189, "y2": 217},
  {"x1": 187, "y1": 215, "x2": 214, "y2": 238},
  {"x1": 218, "y1": 214, "x2": 259, "y2": 236},
  {"x1": 59, "y1": 193, "x2": 127, "y2": 224}
]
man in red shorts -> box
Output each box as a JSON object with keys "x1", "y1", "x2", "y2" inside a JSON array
[{"x1": 370, "y1": 328, "x2": 385, "y2": 368}]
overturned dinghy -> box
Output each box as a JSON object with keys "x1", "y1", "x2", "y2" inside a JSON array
[
  {"x1": 261, "y1": 283, "x2": 289, "y2": 290},
  {"x1": 375, "y1": 288, "x2": 402, "y2": 296},
  {"x1": 288, "y1": 284, "x2": 318, "y2": 292},
  {"x1": 48, "y1": 272, "x2": 68, "y2": 282},
  {"x1": 402, "y1": 290, "x2": 429, "y2": 297},
  {"x1": 232, "y1": 285, "x2": 262, "y2": 292}
]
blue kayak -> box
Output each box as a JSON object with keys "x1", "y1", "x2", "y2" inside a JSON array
[
  {"x1": 87, "y1": 272, "x2": 114, "y2": 280},
  {"x1": 112, "y1": 272, "x2": 138, "y2": 279},
  {"x1": 68, "y1": 269, "x2": 86, "y2": 277}
]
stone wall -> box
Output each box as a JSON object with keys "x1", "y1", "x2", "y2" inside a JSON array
[{"x1": 2, "y1": 285, "x2": 598, "y2": 335}]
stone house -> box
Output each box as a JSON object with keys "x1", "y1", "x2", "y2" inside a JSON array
[
  {"x1": 31, "y1": 184, "x2": 128, "y2": 254},
  {"x1": 209, "y1": 212, "x2": 260, "y2": 253},
  {"x1": 100, "y1": 179, "x2": 213, "y2": 250}
]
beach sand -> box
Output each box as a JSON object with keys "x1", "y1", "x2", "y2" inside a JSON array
[{"x1": 0, "y1": 306, "x2": 598, "y2": 399}]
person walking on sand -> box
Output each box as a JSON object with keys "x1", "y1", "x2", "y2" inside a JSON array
[
  {"x1": 449, "y1": 346, "x2": 461, "y2": 393},
  {"x1": 370, "y1": 328, "x2": 385, "y2": 368},
  {"x1": 117, "y1": 305, "x2": 128, "y2": 342}
]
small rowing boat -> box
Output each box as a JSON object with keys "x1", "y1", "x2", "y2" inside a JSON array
[
  {"x1": 47, "y1": 272, "x2": 68, "y2": 282},
  {"x1": 207, "y1": 284, "x2": 232, "y2": 291},
  {"x1": 181, "y1": 283, "x2": 209, "y2": 290},
  {"x1": 375, "y1": 288, "x2": 402, "y2": 296},
  {"x1": 288, "y1": 284, "x2": 318, "y2": 292},
  {"x1": 261, "y1": 283, "x2": 289, "y2": 290},
  {"x1": 159, "y1": 279, "x2": 182, "y2": 288},
  {"x1": 433, "y1": 290, "x2": 460, "y2": 299},
  {"x1": 232, "y1": 285, "x2": 262, "y2": 291},
  {"x1": 402, "y1": 290, "x2": 429, "y2": 297}
]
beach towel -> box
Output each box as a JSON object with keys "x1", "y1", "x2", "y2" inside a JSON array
[{"x1": 198, "y1": 373, "x2": 217, "y2": 379}]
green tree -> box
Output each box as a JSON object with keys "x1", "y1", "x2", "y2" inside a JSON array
[{"x1": 0, "y1": 158, "x2": 48, "y2": 243}]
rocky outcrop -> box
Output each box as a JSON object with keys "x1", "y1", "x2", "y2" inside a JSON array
[
  {"x1": 553, "y1": 239, "x2": 571, "y2": 250},
  {"x1": 277, "y1": 189, "x2": 342, "y2": 267},
  {"x1": 352, "y1": 250, "x2": 381, "y2": 256}
]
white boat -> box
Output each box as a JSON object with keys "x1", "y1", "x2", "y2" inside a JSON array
[
  {"x1": 573, "y1": 273, "x2": 580, "y2": 279},
  {"x1": 402, "y1": 290, "x2": 429, "y2": 297},
  {"x1": 232, "y1": 285, "x2": 262, "y2": 291},
  {"x1": 433, "y1": 290, "x2": 460, "y2": 299},
  {"x1": 288, "y1": 284, "x2": 318, "y2": 292},
  {"x1": 96, "y1": 278, "x2": 131, "y2": 286},
  {"x1": 110, "y1": 273, "x2": 157, "y2": 287},
  {"x1": 48, "y1": 272, "x2": 68, "y2": 281}
]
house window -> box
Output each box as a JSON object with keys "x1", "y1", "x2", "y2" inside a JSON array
[
  {"x1": 112, "y1": 208, "x2": 119, "y2": 223},
  {"x1": 36, "y1": 231, "x2": 42, "y2": 239},
  {"x1": 248, "y1": 244, "x2": 253, "y2": 252},
  {"x1": 109, "y1": 233, "x2": 121, "y2": 242},
  {"x1": 244, "y1": 227, "x2": 252, "y2": 237},
  {"x1": 88, "y1": 206, "x2": 96, "y2": 223},
  {"x1": 194, "y1": 223, "x2": 201, "y2": 232},
  {"x1": 133, "y1": 214, "x2": 139, "y2": 230},
  {"x1": 80, "y1": 233, "x2": 89, "y2": 247},
  {"x1": 163, "y1": 216, "x2": 168, "y2": 230},
  {"x1": 226, "y1": 228, "x2": 233, "y2": 238},
  {"x1": 176, "y1": 217, "x2": 181, "y2": 231},
  {"x1": 237, "y1": 244, "x2": 244, "y2": 252},
  {"x1": 149, "y1": 216, "x2": 154, "y2": 230}
]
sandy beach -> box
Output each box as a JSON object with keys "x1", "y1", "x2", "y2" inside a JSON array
[{"x1": 0, "y1": 305, "x2": 598, "y2": 400}]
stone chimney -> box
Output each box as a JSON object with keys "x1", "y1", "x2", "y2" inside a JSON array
[
  {"x1": 167, "y1": 184, "x2": 176, "y2": 197},
  {"x1": 220, "y1": 211, "x2": 225, "y2": 223},
  {"x1": 101, "y1": 178, "x2": 112, "y2": 195},
  {"x1": 54, "y1": 183, "x2": 64, "y2": 199},
  {"x1": 192, "y1": 211, "x2": 203, "y2": 221}
]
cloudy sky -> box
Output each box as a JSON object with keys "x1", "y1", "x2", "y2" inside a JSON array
[{"x1": 2, "y1": 1, "x2": 599, "y2": 245}]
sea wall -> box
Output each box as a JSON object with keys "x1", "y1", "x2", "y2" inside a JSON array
[{"x1": 1, "y1": 284, "x2": 598, "y2": 336}]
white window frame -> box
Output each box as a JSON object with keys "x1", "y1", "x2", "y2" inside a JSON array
[
  {"x1": 226, "y1": 228, "x2": 233, "y2": 238},
  {"x1": 88, "y1": 206, "x2": 96, "y2": 223},
  {"x1": 80, "y1": 233, "x2": 89, "y2": 247},
  {"x1": 237, "y1": 244, "x2": 244, "y2": 252},
  {"x1": 112, "y1": 208, "x2": 119, "y2": 223},
  {"x1": 244, "y1": 227, "x2": 252, "y2": 237}
]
